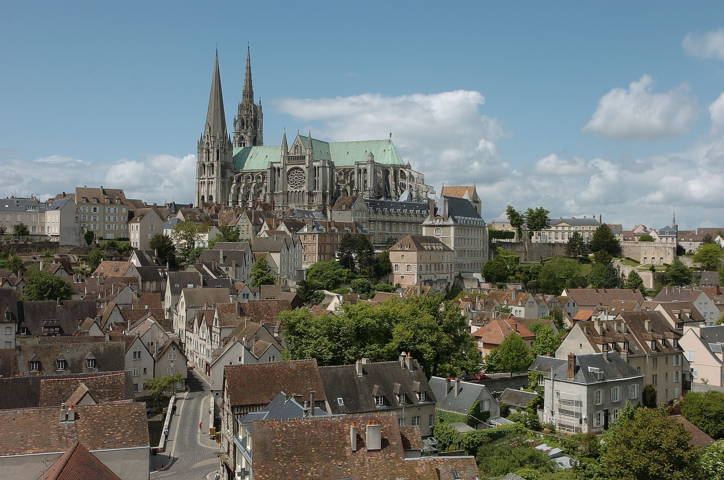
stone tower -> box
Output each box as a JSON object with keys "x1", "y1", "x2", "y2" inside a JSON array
[
  {"x1": 233, "y1": 47, "x2": 263, "y2": 148},
  {"x1": 195, "y1": 51, "x2": 233, "y2": 207}
]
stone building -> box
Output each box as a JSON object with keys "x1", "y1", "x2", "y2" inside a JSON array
[
  {"x1": 74, "y1": 187, "x2": 131, "y2": 240},
  {"x1": 0, "y1": 196, "x2": 81, "y2": 245},
  {"x1": 532, "y1": 216, "x2": 601, "y2": 244},
  {"x1": 389, "y1": 235, "x2": 454, "y2": 292},
  {"x1": 194, "y1": 49, "x2": 431, "y2": 210}
]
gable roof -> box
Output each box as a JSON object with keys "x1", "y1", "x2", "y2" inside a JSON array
[
  {"x1": 472, "y1": 317, "x2": 535, "y2": 345},
  {"x1": 390, "y1": 235, "x2": 453, "y2": 252},
  {"x1": 429, "y1": 376, "x2": 491, "y2": 414},
  {"x1": 92, "y1": 262, "x2": 131, "y2": 278},
  {"x1": 565, "y1": 288, "x2": 645, "y2": 307},
  {"x1": 166, "y1": 271, "x2": 202, "y2": 297},
  {"x1": 654, "y1": 286, "x2": 710, "y2": 303},
  {"x1": 499, "y1": 388, "x2": 539, "y2": 409},
  {"x1": 180, "y1": 287, "x2": 230, "y2": 308},
  {"x1": 38, "y1": 441, "x2": 122, "y2": 480},
  {"x1": 670, "y1": 415, "x2": 715, "y2": 448},
  {"x1": 20, "y1": 300, "x2": 98, "y2": 336},
  {"x1": 224, "y1": 359, "x2": 326, "y2": 408},
  {"x1": 532, "y1": 353, "x2": 640, "y2": 384},
  {"x1": 37, "y1": 371, "x2": 133, "y2": 407}
]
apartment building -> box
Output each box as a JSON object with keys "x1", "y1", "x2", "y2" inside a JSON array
[
  {"x1": 389, "y1": 235, "x2": 454, "y2": 292},
  {"x1": 0, "y1": 196, "x2": 81, "y2": 245},
  {"x1": 75, "y1": 187, "x2": 131, "y2": 240},
  {"x1": 531, "y1": 217, "x2": 601, "y2": 244}
]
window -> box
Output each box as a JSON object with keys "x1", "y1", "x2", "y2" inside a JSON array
[
  {"x1": 652, "y1": 357, "x2": 658, "y2": 368},
  {"x1": 29, "y1": 360, "x2": 40, "y2": 372},
  {"x1": 337, "y1": 397, "x2": 344, "y2": 406},
  {"x1": 417, "y1": 391, "x2": 427, "y2": 402},
  {"x1": 629, "y1": 384, "x2": 638, "y2": 399},
  {"x1": 133, "y1": 383, "x2": 139, "y2": 392},
  {"x1": 685, "y1": 351, "x2": 695, "y2": 362},
  {"x1": 411, "y1": 416, "x2": 421, "y2": 426},
  {"x1": 394, "y1": 264, "x2": 399, "y2": 272},
  {"x1": 652, "y1": 374, "x2": 658, "y2": 385},
  {"x1": 398, "y1": 416, "x2": 405, "y2": 426},
  {"x1": 429, "y1": 414, "x2": 434, "y2": 426},
  {"x1": 673, "y1": 355, "x2": 680, "y2": 366},
  {"x1": 406, "y1": 264, "x2": 411, "y2": 272},
  {"x1": 594, "y1": 389, "x2": 602, "y2": 405},
  {"x1": 86, "y1": 358, "x2": 96, "y2": 369},
  {"x1": 4, "y1": 326, "x2": 10, "y2": 335},
  {"x1": 133, "y1": 350, "x2": 141, "y2": 360},
  {"x1": 132, "y1": 368, "x2": 140, "y2": 377},
  {"x1": 611, "y1": 386, "x2": 620, "y2": 402},
  {"x1": 674, "y1": 371, "x2": 679, "y2": 384},
  {"x1": 593, "y1": 411, "x2": 603, "y2": 427},
  {"x1": 452, "y1": 471, "x2": 461, "y2": 480},
  {"x1": 56, "y1": 359, "x2": 66, "y2": 371},
  {"x1": 373, "y1": 395, "x2": 385, "y2": 407}
]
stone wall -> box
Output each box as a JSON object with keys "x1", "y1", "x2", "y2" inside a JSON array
[
  {"x1": 492, "y1": 241, "x2": 567, "y2": 261},
  {"x1": 621, "y1": 241, "x2": 676, "y2": 265}
]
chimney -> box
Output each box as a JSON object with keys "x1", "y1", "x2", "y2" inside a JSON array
[
  {"x1": 644, "y1": 319, "x2": 650, "y2": 332},
  {"x1": 398, "y1": 352, "x2": 406, "y2": 368},
  {"x1": 59, "y1": 403, "x2": 76, "y2": 423},
  {"x1": 567, "y1": 353, "x2": 576, "y2": 380},
  {"x1": 355, "y1": 360, "x2": 364, "y2": 377},
  {"x1": 404, "y1": 352, "x2": 413, "y2": 371},
  {"x1": 307, "y1": 390, "x2": 315, "y2": 417},
  {"x1": 350, "y1": 423, "x2": 358, "y2": 452},
  {"x1": 366, "y1": 422, "x2": 382, "y2": 451}
]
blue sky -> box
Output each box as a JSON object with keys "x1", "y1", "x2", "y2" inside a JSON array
[{"x1": 1, "y1": 1, "x2": 723, "y2": 228}]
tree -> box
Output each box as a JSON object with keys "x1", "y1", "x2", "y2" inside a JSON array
[
  {"x1": 485, "y1": 334, "x2": 533, "y2": 373},
  {"x1": 0, "y1": 225, "x2": 6, "y2": 236},
  {"x1": 625, "y1": 270, "x2": 645, "y2": 291},
  {"x1": 589, "y1": 261, "x2": 622, "y2": 289},
  {"x1": 681, "y1": 391, "x2": 724, "y2": 439},
  {"x1": 506, "y1": 206, "x2": 525, "y2": 242},
  {"x1": 693, "y1": 243, "x2": 722, "y2": 271},
  {"x1": 476, "y1": 442, "x2": 554, "y2": 479},
  {"x1": 525, "y1": 207, "x2": 550, "y2": 241},
  {"x1": 639, "y1": 234, "x2": 654, "y2": 242},
  {"x1": 642, "y1": 384, "x2": 657, "y2": 408},
  {"x1": 538, "y1": 257, "x2": 587, "y2": 295},
  {"x1": 664, "y1": 259, "x2": 692, "y2": 286},
  {"x1": 6, "y1": 255, "x2": 25, "y2": 275},
  {"x1": 209, "y1": 225, "x2": 240, "y2": 248},
  {"x1": 172, "y1": 221, "x2": 204, "y2": 262},
  {"x1": 483, "y1": 247, "x2": 520, "y2": 283},
  {"x1": 337, "y1": 234, "x2": 375, "y2": 276},
  {"x1": 83, "y1": 230, "x2": 95, "y2": 246},
  {"x1": 295, "y1": 279, "x2": 325, "y2": 306},
  {"x1": 530, "y1": 324, "x2": 562, "y2": 356},
  {"x1": 373, "y1": 282, "x2": 396, "y2": 292},
  {"x1": 598, "y1": 406, "x2": 699, "y2": 480},
  {"x1": 698, "y1": 440, "x2": 724, "y2": 480},
  {"x1": 566, "y1": 232, "x2": 588, "y2": 258},
  {"x1": 150, "y1": 234, "x2": 178, "y2": 269},
  {"x1": 144, "y1": 374, "x2": 183, "y2": 402},
  {"x1": 22, "y1": 269, "x2": 73, "y2": 301},
  {"x1": 305, "y1": 260, "x2": 353, "y2": 290},
  {"x1": 86, "y1": 248, "x2": 104, "y2": 271},
  {"x1": 250, "y1": 256, "x2": 276, "y2": 287},
  {"x1": 351, "y1": 278, "x2": 372, "y2": 295},
  {"x1": 373, "y1": 251, "x2": 392, "y2": 279},
  {"x1": 590, "y1": 224, "x2": 621, "y2": 257},
  {"x1": 13, "y1": 223, "x2": 29, "y2": 236}
]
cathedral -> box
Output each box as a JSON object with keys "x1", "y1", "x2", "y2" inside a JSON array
[{"x1": 195, "y1": 49, "x2": 432, "y2": 210}]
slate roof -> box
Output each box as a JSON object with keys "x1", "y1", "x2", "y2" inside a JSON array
[
  {"x1": 429, "y1": 376, "x2": 491, "y2": 414},
  {"x1": 38, "y1": 441, "x2": 122, "y2": 480},
  {"x1": 0, "y1": 287, "x2": 19, "y2": 320},
  {"x1": 549, "y1": 217, "x2": 601, "y2": 227},
  {"x1": 390, "y1": 235, "x2": 453, "y2": 252},
  {"x1": 573, "y1": 311, "x2": 680, "y2": 356},
  {"x1": 531, "y1": 353, "x2": 640, "y2": 384},
  {"x1": 19, "y1": 300, "x2": 98, "y2": 336},
  {"x1": 443, "y1": 195, "x2": 482, "y2": 220},
  {"x1": 565, "y1": 288, "x2": 645, "y2": 307},
  {"x1": 166, "y1": 271, "x2": 202, "y2": 297},
  {"x1": 224, "y1": 359, "x2": 326, "y2": 408},
  {"x1": 320, "y1": 358, "x2": 434, "y2": 415},
  {"x1": 251, "y1": 414, "x2": 479, "y2": 480},
  {"x1": 654, "y1": 287, "x2": 708, "y2": 303},
  {"x1": 0, "y1": 400, "x2": 148, "y2": 455},
  {"x1": 499, "y1": 388, "x2": 538, "y2": 409},
  {"x1": 180, "y1": 287, "x2": 230, "y2": 308},
  {"x1": 239, "y1": 391, "x2": 327, "y2": 427},
  {"x1": 16, "y1": 337, "x2": 126, "y2": 375}
]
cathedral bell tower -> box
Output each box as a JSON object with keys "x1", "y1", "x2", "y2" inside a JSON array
[
  {"x1": 233, "y1": 47, "x2": 263, "y2": 148},
  {"x1": 195, "y1": 51, "x2": 233, "y2": 207}
]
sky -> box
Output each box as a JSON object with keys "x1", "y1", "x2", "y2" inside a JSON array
[{"x1": 1, "y1": 1, "x2": 723, "y2": 229}]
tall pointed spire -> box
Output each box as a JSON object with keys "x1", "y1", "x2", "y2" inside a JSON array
[
  {"x1": 281, "y1": 130, "x2": 288, "y2": 153},
  {"x1": 243, "y1": 45, "x2": 254, "y2": 104},
  {"x1": 205, "y1": 50, "x2": 228, "y2": 136}
]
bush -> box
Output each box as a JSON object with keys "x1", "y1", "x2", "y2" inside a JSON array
[
  {"x1": 681, "y1": 391, "x2": 724, "y2": 439},
  {"x1": 373, "y1": 282, "x2": 396, "y2": 292},
  {"x1": 351, "y1": 278, "x2": 372, "y2": 295}
]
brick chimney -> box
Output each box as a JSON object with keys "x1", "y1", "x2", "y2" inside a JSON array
[
  {"x1": 404, "y1": 352, "x2": 413, "y2": 371},
  {"x1": 355, "y1": 360, "x2": 364, "y2": 377},
  {"x1": 350, "y1": 423, "x2": 358, "y2": 452},
  {"x1": 567, "y1": 353, "x2": 576, "y2": 380},
  {"x1": 366, "y1": 422, "x2": 382, "y2": 451}
]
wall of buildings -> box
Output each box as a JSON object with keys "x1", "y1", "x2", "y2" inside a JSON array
[{"x1": 621, "y1": 241, "x2": 676, "y2": 265}]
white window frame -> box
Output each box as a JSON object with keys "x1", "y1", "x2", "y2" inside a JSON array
[
  {"x1": 611, "y1": 386, "x2": 620, "y2": 403},
  {"x1": 629, "y1": 384, "x2": 638, "y2": 399},
  {"x1": 594, "y1": 389, "x2": 603, "y2": 405}
]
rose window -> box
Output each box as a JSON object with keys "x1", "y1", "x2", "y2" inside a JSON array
[{"x1": 287, "y1": 167, "x2": 305, "y2": 190}]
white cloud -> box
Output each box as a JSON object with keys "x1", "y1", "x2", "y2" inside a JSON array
[
  {"x1": 276, "y1": 90, "x2": 508, "y2": 187},
  {"x1": 583, "y1": 75, "x2": 697, "y2": 140},
  {"x1": 0, "y1": 153, "x2": 196, "y2": 204},
  {"x1": 683, "y1": 28, "x2": 724, "y2": 61},
  {"x1": 535, "y1": 153, "x2": 587, "y2": 176},
  {"x1": 709, "y1": 92, "x2": 724, "y2": 132}
]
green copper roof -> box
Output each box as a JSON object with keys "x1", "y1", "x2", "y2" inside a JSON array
[{"x1": 232, "y1": 135, "x2": 406, "y2": 171}]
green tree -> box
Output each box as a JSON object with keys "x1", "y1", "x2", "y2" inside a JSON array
[
  {"x1": 305, "y1": 260, "x2": 353, "y2": 290},
  {"x1": 698, "y1": 440, "x2": 724, "y2": 480},
  {"x1": 681, "y1": 391, "x2": 724, "y2": 439},
  {"x1": 337, "y1": 233, "x2": 356, "y2": 271},
  {"x1": 483, "y1": 255, "x2": 510, "y2": 283},
  {"x1": 538, "y1": 257, "x2": 587, "y2": 294},
  {"x1": 83, "y1": 230, "x2": 95, "y2": 246},
  {"x1": 530, "y1": 324, "x2": 563, "y2": 356},
  {"x1": 86, "y1": 248, "x2": 104, "y2": 271},
  {"x1": 642, "y1": 384, "x2": 657, "y2": 408},
  {"x1": 525, "y1": 207, "x2": 550, "y2": 241},
  {"x1": 485, "y1": 334, "x2": 533, "y2": 373},
  {"x1": 590, "y1": 224, "x2": 622, "y2": 257},
  {"x1": 566, "y1": 231, "x2": 588, "y2": 258},
  {"x1": 209, "y1": 225, "x2": 240, "y2": 248},
  {"x1": 664, "y1": 259, "x2": 692, "y2": 286},
  {"x1": 6, "y1": 255, "x2": 25, "y2": 275},
  {"x1": 295, "y1": 279, "x2": 325, "y2": 305},
  {"x1": 13, "y1": 223, "x2": 29, "y2": 236},
  {"x1": 250, "y1": 256, "x2": 276, "y2": 287},
  {"x1": 351, "y1": 278, "x2": 372, "y2": 295},
  {"x1": 22, "y1": 269, "x2": 73, "y2": 301},
  {"x1": 373, "y1": 251, "x2": 392, "y2": 279},
  {"x1": 149, "y1": 234, "x2": 178, "y2": 269},
  {"x1": 373, "y1": 282, "x2": 395, "y2": 292},
  {"x1": 476, "y1": 442, "x2": 554, "y2": 479},
  {"x1": 589, "y1": 261, "x2": 622, "y2": 288},
  {"x1": 693, "y1": 243, "x2": 722, "y2": 271},
  {"x1": 506, "y1": 205, "x2": 525, "y2": 242},
  {"x1": 639, "y1": 234, "x2": 654, "y2": 242},
  {"x1": 144, "y1": 374, "x2": 183, "y2": 403},
  {"x1": 598, "y1": 406, "x2": 699, "y2": 480},
  {"x1": 625, "y1": 270, "x2": 645, "y2": 291},
  {"x1": 172, "y1": 221, "x2": 204, "y2": 262}
]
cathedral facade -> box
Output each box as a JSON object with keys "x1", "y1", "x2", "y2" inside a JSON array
[{"x1": 195, "y1": 49, "x2": 431, "y2": 210}]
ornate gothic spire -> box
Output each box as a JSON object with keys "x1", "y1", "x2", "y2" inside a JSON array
[
  {"x1": 243, "y1": 45, "x2": 254, "y2": 104},
  {"x1": 281, "y1": 130, "x2": 288, "y2": 153},
  {"x1": 205, "y1": 50, "x2": 228, "y2": 137}
]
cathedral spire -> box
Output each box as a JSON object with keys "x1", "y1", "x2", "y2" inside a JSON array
[
  {"x1": 243, "y1": 45, "x2": 254, "y2": 104},
  {"x1": 281, "y1": 130, "x2": 288, "y2": 153},
  {"x1": 205, "y1": 50, "x2": 228, "y2": 137}
]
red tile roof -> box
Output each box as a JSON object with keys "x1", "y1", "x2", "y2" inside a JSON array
[{"x1": 38, "y1": 441, "x2": 122, "y2": 480}]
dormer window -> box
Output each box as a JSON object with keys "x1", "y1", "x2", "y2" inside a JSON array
[
  {"x1": 86, "y1": 358, "x2": 96, "y2": 369},
  {"x1": 29, "y1": 360, "x2": 40, "y2": 372},
  {"x1": 373, "y1": 395, "x2": 385, "y2": 407},
  {"x1": 650, "y1": 340, "x2": 656, "y2": 350},
  {"x1": 417, "y1": 391, "x2": 427, "y2": 402},
  {"x1": 56, "y1": 359, "x2": 66, "y2": 371},
  {"x1": 336, "y1": 397, "x2": 344, "y2": 406}
]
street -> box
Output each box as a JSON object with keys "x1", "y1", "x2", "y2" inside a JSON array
[{"x1": 151, "y1": 369, "x2": 220, "y2": 480}]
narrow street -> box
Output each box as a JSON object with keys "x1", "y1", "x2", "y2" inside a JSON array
[{"x1": 151, "y1": 369, "x2": 220, "y2": 480}]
